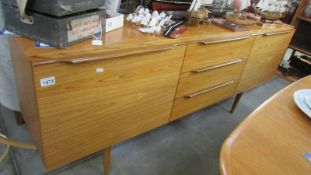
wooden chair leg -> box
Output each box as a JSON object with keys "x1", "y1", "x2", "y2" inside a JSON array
[
  {"x1": 103, "y1": 147, "x2": 112, "y2": 175},
  {"x1": 14, "y1": 111, "x2": 25, "y2": 125},
  {"x1": 0, "y1": 136, "x2": 36, "y2": 150},
  {"x1": 230, "y1": 93, "x2": 243, "y2": 113}
]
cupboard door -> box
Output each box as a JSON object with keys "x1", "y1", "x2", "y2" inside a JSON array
[
  {"x1": 33, "y1": 45, "x2": 186, "y2": 170},
  {"x1": 236, "y1": 31, "x2": 294, "y2": 93}
]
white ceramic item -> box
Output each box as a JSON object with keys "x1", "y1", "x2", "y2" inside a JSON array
[{"x1": 294, "y1": 89, "x2": 311, "y2": 118}]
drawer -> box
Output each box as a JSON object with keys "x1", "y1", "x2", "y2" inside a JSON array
[
  {"x1": 170, "y1": 80, "x2": 238, "y2": 121},
  {"x1": 182, "y1": 36, "x2": 254, "y2": 73},
  {"x1": 176, "y1": 58, "x2": 246, "y2": 98}
]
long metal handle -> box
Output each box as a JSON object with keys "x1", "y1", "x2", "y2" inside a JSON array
[
  {"x1": 192, "y1": 58, "x2": 244, "y2": 73},
  {"x1": 199, "y1": 36, "x2": 250, "y2": 45},
  {"x1": 263, "y1": 31, "x2": 290, "y2": 36},
  {"x1": 185, "y1": 80, "x2": 235, "y2": 99},
  {"x1": 69, "y1": 45, "x2": 176, "y2": 64}
]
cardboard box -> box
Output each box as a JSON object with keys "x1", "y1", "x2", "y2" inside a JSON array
[{"x1": 106, "y1": 11, "x2": 124, "y2": 32}]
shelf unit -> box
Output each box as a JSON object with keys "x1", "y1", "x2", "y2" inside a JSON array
[
  {"x1": 289, "y1": 44, "x2": 311, "y2": 55},
  {"x1": 278, "y1": 0, "x2": 310, "y2": 79},
  {"x1": 290, "y1": 0, "x2": 311, "y2": 55},
  {"x1": 297, "y1": 15, "x2": 311, "y2": 23}
]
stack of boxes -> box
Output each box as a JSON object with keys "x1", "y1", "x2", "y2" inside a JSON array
[{"x1": 1, "y1": 0, "x2": 106, "y2": 48}]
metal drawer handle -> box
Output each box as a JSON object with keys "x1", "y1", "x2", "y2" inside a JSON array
[
  {"x1": 185, "y1": 80, "x2": 235, "y2": 99},
  {"x1": 199, "y1": 36, "x2": 250, "y2": 45},
  {"x1": 68, "y1": 45, "x2": 177, "y2": 64},
  {"x1": 192, "y1": 58, "x2": 244, "y2": 73},
  {"x1": 263, "y1": 31, "x2": 290, "y2": 36}
]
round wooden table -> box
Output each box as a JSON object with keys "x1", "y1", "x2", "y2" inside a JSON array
[{"x1": 220, "y1": 76, "x2": 311, "y2": 175}]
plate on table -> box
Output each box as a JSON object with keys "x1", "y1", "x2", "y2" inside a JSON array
[{"x1": 294, "y1": 89, "x2": 311, "y2": 118}]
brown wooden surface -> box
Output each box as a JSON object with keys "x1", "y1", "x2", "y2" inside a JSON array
[
  {"x1": 290, "y1": 0, "x2": 308, "y2": 26},
  {"x1": 9, "y1": 37, "x2": 44, "y2": 156},
  {"x1": 236, "y1": 31, "x2": 294, "y2": 93},
  {"x1": 181, "y1": 36, "x2": 254, "y2": 73},
  {"x1": 32, "y1": 45, "x2": 185, "y2": 170},
  {"x1": 220, "y1": 75, "x2": 311, "y2": 175},
  {"x1": 103, "y1": 147, "x2": 112, "y2": 175},
  {"x1": 176, "y1": 58, "x2": 246, "y2": 99},
  {"x1": 12, "y1": 23, "x2": 293, "y2": 65},
  {"x1": 14, "y1": 111, "x2": 25, "y2": 125},
  {"x1": 9, "y1": 22, "x2": 295, "y2": 171},
  {"x1": 0, "y1": 136, "x2": 36, "y2": 150},
  {"x1": 171, "y1": 81, "x2": 238, "y2": 121},
  {"x1": 289, "y1": 44, "x2": 311, "y2": 55},
  {"x1": 230, "y1": 93, "x2": 243, "y2": 113},
  {"x1": 297, "y1": 15, "x2": 311, "y2": 23}
]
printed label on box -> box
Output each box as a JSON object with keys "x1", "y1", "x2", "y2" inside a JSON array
[{"x1": 67, "y1": 15, "x2": 101, "y2": 42}]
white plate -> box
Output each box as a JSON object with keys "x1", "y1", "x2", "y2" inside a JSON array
[
  {"x1": 305, "y1": 95, "x2": 311, "y2": 109},
  {"x1": 294, "y1": 89, "x2": 311, "y2": 118}
]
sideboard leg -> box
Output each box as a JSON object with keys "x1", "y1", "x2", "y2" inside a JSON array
[
  {"x1": 14, "y1": 111, "x2": 25, "y2": 125},
  {"x1": 230, "y1": 93, "x2": 243, "y2": 113},
  {"x1": 103, "y1": 147, "x2": 112, "y2": 175}
]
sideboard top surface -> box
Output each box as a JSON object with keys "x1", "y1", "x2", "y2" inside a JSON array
[{"x1": 10, "y1": 22, "x2": 294, "y2": 64}]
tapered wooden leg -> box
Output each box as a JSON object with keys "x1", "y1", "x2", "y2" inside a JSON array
[
  {"x1": 230, "y1": 93, "x2": 243, "y2": 113},
  {"x1": 14, "y1": 111, "x2": 25, "y2": 125},
  {"x1": 103, "y1": 147, "x2": 112, "y2": 175}
]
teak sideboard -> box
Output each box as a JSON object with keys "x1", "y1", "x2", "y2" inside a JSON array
[{"x1": 8, "y1": 23, "x2": 294, "y2": 174}]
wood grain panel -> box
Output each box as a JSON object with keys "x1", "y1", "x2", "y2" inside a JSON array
[
  {"x1": 236, "y1": 31, "x2": 294, "y2": 93},
  {"x1": 176, "y1": 58, "x2": 246, "y2": 98},
  {"x1": 182, "y1": 37, "x2": 254, "y2": 73},
  {"x1": 170, "y1": 80, "x2": 238, "y2": 121},
  {"x1": 32, "y1": 45, "x2": 186, "y2": 170},
  {"x1": 249, "y1": 31, "x2": 294, "y2": 55},
  {"x1": 220, "y1": 76, "x2": 311, "y2": 175},
  {"x1": 8, "y1": 37, "x2": 44, "y2": 156}
]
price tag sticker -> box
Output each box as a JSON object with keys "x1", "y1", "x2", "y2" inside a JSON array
[
  {"x1": 92, "y1": 39, "x2": 103, "y2": 46},
  {"x1": 40, "y1": 77, "x2": 56, "y2": 87}
]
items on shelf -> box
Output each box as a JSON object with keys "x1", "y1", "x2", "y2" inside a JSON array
[
  {"x1": 303, "y1": 0, "x2": 311, "y2": 18},
  {"x1": 186, "y1": 0, "x2": 212, "y2": 26},
  {"x1": 151, "y1": 0, "x2": 192, "y2": 11},
  {"x1": 289, "y1": 55, "x2": 311, "y2": 76},
  {"x1": 211, "y1": 18, "x2": 249, "y2": 31},
  {"x1": 203, "y1": 0, "x2": 233, "y2": 18},
  {"x1": 280, "y1": 54, "x2": 311, "y2": 78},
  {"x1": 221, "y1": 0, "x2": 290, "y2": 25},
  {"x1": 126, "y1": 6, "x2": 187, "y2": 38}
]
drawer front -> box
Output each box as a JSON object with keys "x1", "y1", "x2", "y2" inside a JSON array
[
  {"x1": 171, "y1": 80, "x2": 238, "y2": 121},
  {"x1": 182, "y1": 36, "x2": 254, "y2": 73},
  {"x1": 176, "y1": 58, "x2": 246, "y2": 98},
  {"x1": 236, "y1": 30, "x2": 294, "y2": 93},
  {"x1": 33, "y1": 45, "x2": 186, "y2": 170}
]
